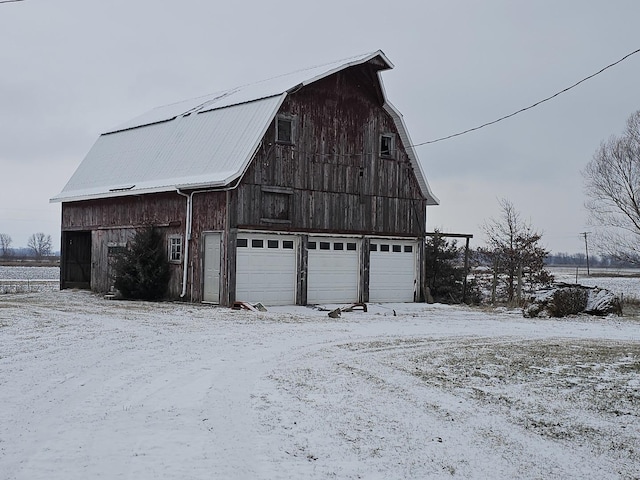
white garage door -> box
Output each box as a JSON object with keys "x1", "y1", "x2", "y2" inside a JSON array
[
  {"x1": 235, "y1": 233, "x2": 297, "y2": 305},
  {"x1": 307, "y1": 237, "x2": 360, "y2": 305},
  {"x1": 369, "y1": 239, "x2": 417, "y2": 303}
]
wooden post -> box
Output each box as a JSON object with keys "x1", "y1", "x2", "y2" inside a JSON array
[
  {"x1": 491, "y1": 258, "x2": 498, "y2": 305},
  {"x1": 360, "y1": 237, "x2": 370, "y2": 303},
  {"x1": 462, "y1": 236, "x2": 470, "y2": 303},
  {"x1": 297, "y1": 235, "x2": 308, "y2": 305},
  {"x1": 516, "y1": 262, "x2": 523, "y2": 307}
]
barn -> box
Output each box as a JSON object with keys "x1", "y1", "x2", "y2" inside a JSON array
[{"x1": 51, "y1": 50, "x2": 439, "y2": 306}]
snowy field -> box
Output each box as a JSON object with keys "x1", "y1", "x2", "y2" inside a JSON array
[
  {"x1": 549, "y1": 266, "x2": 640, "y2": 301},
  {"x1": 0, "y1": 266, "x2": 59, "y2": 294},
  {"x1": 1, "y1": 290, "x2": 639, "y2": 479}
]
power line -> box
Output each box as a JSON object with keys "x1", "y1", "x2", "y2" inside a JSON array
[
  {"x1": 413, "y1": 47, "x2": 640, "y2": 147},
  {"x1": 0, "y1": 0, "x2": 25, "y2": 3}
]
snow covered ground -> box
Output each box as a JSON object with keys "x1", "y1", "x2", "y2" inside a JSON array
[
  {"x1": 1, "y1": 290, "x2": 639, "y2": 479},
  {"x1": 0, "y1": 266, "x2": 58, "y2": 294}
]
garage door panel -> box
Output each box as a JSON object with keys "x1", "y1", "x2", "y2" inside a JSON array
[
  {"x1": 236, "y1": 234, "x2": 297, "y2": 305},
  {"x1": 307, "y1": 238, "x2": 359, "y2": 304},
  {"x1": 369, "y1": 240, "x2": 417, "y2": 303}
]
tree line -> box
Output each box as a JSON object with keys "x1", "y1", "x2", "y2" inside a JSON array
[
  {"x1": 545, "y1": 252, "x2": 640, "y2": 268},
  {"x1": 0, "y1": 233, "x2": 54, "y2": 259}
]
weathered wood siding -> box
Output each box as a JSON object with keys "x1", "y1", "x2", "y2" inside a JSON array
[
  {"x1": 188, "y1": 191, "x2": 227, "y2": 302},
  {"x1": 234, "y1": 68, "x2": 427, "y2": 236},
  {"x1": 62, "y1": 192, "x2": 187, "y2": 231},
  {"x1": 61, "y1": 192, "x2": 223, "y2": 299}
]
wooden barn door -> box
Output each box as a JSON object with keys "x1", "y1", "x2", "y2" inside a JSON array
[
  {"x1": 61, "y1": 231, "x2": 92, "y2": 289},
  {"x1": 203, "y1": 232, "x2": 221, "y2": 303}
]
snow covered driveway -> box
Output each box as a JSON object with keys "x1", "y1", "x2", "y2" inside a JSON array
[{"x1": 1, "y1": 291, "x2": 638, "y2": 479}]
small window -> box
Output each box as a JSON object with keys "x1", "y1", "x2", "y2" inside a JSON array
[
  {"x1": 347, "y1": 242, "x2": 357, "y2": 251},
  {"x1": 380, "y1": 134, "x2": 395, "y2": 157},
  {"x1": 369, "y1": 244, "x2": 378, "y2": 252},
  {"x1": 392, "y1": 245, "x2": 402, "y2": 253},
  {"x1": 276, "y1": 116, "x2": 294, "y2": 144},
  {"x1": 283, "y1": 240, "x2": 294, "y2": 249},
  {"x1": 308, "y1": 241, "x2": 316, "y2": 250},
  {"x1": 268, "y1": 240, "x2": 279, "y2": 249},
  {"x1": 380, "y1": 244, "x2": 390, "y2": 252},
  {"x1": 333, "y1": 242, "x2": 344, "y2": 251},
  {"x1": 108, "y1": 245, "x2": 127, "y2": 256},
  {"x1": 237, "y1": 238, "x2": 248, "y2": 247},
  {"x1": 404, "y1": 245, "x2": 413, "y2": 253},
  {"x1": 252, "y1": 239, "x2": 264, "y2": 248},
  {"x1": 319, "y1": 242, "x2": 330, "y2": 250},
  {"x1": 168, "y1": 235, "x2": 183, "y2": 262}
]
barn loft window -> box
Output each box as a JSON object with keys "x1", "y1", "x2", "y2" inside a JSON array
[
  {"x1": 276, "y1": 115, "x2": 294, "y2": 144},
  {"x1": 261, "y1": 187, "x2": 292, "y2": 224},
  {"x1": 168, "y1": 235, "x2": 183, "y2": 263},
  {"x1": 380, "y1": 134, "x2": 395, "y2": 157}
]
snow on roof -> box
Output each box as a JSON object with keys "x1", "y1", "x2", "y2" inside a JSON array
[
  {"x1": 52, "y1": 96, "x2": 284, "y2": 202},
  {"x1": 51, "y1": 50, "x2": 438, "y2": 204},
  {"x1": 106, "y1": 51, "x2": 393, "y2": 135}
]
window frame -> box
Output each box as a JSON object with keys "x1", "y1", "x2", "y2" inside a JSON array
[
  {"x1": 276, "y1": 115, "x2": 295, "y2": 145},
  {"x1": 380, "y1": 133, "x2": 395, "y2": 158},
  {"x1": 168, "y1": 235, "x2": 183, "y2": 263}
]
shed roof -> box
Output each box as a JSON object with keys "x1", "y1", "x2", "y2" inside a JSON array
[{"x1": 51, "y1": 50, "x2": 438, "y2": 205}]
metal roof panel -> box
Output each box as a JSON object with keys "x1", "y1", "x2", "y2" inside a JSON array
[{"x1": 51, "y1": 96, "x2": 284, "y2": 202}]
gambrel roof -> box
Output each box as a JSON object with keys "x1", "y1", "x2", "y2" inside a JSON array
[{"x1": 51, "y1": 50, "x2": 438, "y2": 205}]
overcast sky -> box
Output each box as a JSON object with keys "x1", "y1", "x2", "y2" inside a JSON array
[{"x1": 2, "y1": 0, "x2": 640, "y2": 254}]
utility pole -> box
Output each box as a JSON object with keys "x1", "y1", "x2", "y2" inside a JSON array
[{"x1": 580, "y1": 232, "x2": 590, "y2": 276}]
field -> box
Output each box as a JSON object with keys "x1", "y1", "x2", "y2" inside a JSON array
[
  {"x1": 1, "y1": 272, "x2": 639, "y2": 479},
  {"x1": 0, "y1": 266, "x2": 59, "y2": 294}
]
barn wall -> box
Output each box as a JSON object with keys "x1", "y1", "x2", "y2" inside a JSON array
[
  {"x1": 234, "y1": 68, "x2": 427, "y2": 236},
  {"x1": 62, "y1": 192, "x2": 202, "y2": 298},
  {"x1": 62, "y1": 192, "x2": 185, "y2": 230},
  {"x1": 186, "y1": 191, "x2": 227, "y2": 303}
]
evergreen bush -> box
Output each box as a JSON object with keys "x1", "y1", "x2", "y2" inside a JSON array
[{"x1": 113, "y1": 226, "x2": 170, "y2": 300}]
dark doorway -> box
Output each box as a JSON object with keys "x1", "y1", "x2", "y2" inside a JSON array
[{"x1": 61, "y1": 231, "x2": 91, "y2": 289}]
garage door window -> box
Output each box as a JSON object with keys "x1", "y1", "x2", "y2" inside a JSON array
[{"x1": 252, "y1": 239, "x2": 264, "y2": 248}]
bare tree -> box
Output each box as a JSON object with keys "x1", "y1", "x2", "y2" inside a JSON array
[
  {"x1": 479, "y1": 198, "x2": 551, "y2": 304},
  {"x1": 583, "y1": 110, "x2": 640, "y2": 264},
  {"x1": 27, "y1": 233, "x2": 52, "y2": 259},
  {"x1": 0, "y1": 233, "x2": 12, "y2": 257}
]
